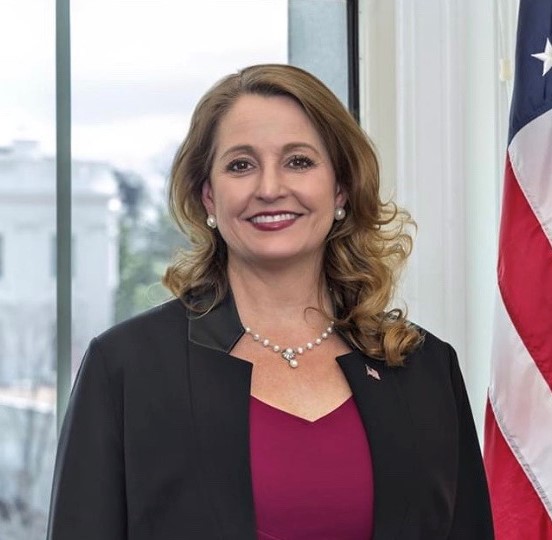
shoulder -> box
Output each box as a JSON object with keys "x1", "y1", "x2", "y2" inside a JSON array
[
  {"x1": 66, "y1": 299, "x2": 193, "y2": 429},
  {"x1": 404, "y1": 325, "x2": 457, "y2": 369},
  {"x1": 385, "y1": 327, "x2": 471, "y2": 441},
  {"x1": 82, "y1": 299, "x2": 189, "y2": 375},
  {"x1": 387, "y1": 326, "x2": 475, "y2": 430},
  {"x1": 390, "y1": 325, "x2": 462, "y2": 394},
  {"x1": 96, "y1": 298, "x2": 188, "y2": 348}
]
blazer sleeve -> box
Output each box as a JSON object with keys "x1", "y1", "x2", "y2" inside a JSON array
[
  {"x1": 47, "y1": 338, "x2": 127, "y2": 540},
  {"x1": 447, "y1": 344, "x2": 494, "y2": 539}
]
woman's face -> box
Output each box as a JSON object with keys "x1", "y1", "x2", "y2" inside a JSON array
[{"x1": 202, "y1": 93, "x2": 345, "y2": 269}]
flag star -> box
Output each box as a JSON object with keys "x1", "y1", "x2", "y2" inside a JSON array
[{"x1": 531, "y1": 37, "x2": 552, "y2": 76}]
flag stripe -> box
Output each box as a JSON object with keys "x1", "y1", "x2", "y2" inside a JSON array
[
  {"x1": 508, "y1": 108, "x2": 552, "y2": 247},
  {"x1": 498, "y1": 156, "x2": 552, "y2": 389},
  {"x1": 485, "y1": 404, "x2": 552, "y2": 537},
  {"x1": 489, "y1": 294, "x2": 552, "y2": 516}
]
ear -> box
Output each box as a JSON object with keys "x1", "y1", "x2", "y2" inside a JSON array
[
  {"x1": 335, "y1": 183, "x2": 347, "y2": 209},
  {"x1": 201, "y1": 180, "x2": 215, "y2": 215}
]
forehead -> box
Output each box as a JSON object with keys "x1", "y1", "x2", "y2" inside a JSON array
[{"x1": 214, "y1": 94, "x2": 327, "y2": 153}]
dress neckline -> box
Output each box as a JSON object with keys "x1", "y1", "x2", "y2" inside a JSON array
[{"x1": 250, "y1": 395, "x2": 354, "y2": 424}]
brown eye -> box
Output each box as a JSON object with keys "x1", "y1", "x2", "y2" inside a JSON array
[
  {"x1": 288, "y1": 155, "x2": 315, "y2": 170},
  {"x1": 227, "y1": 159, "x2": 253, "y2": 173}
]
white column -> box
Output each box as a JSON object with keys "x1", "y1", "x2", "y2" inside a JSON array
[
  {"x1": 359, "y1": 0, "x2": 504, "y2": 435},
  {"x1": 393, "y1": 0, "x2": 467, "y2": 364}
]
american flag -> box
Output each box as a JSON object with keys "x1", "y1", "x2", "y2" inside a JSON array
[{"x1": 484, "y1": 0, "x2": 552, "y2": 538}]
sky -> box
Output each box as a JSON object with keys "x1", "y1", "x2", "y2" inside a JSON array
[{"x1": 0, "y1": 0, "x2": 287, "y2": 172}]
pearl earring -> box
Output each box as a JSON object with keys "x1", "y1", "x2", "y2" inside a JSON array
[
  {"x1": 334, "y1": 207, "x2": 346, "y2": 221},
  {"x1": 206, "y1": 214, "x2": 217, "y2": 229}
]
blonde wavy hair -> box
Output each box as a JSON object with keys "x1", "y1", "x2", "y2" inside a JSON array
[{"x1": 163, "y1": 64, "x2": 422, "y2": 366}]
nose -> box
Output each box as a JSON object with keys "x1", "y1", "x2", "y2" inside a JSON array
[{"x1": 255, "y1": 164, "x2": 287, "y2": 201}]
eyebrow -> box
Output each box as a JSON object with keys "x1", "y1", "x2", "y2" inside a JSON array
[{"x1": 218, "y1": 142, "x2": 322, "y2": 161}]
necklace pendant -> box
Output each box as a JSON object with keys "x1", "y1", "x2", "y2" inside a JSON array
[
  {"x1": 244, "y1": 321, "x2": 334, "y2": 369},
  {"x1": 282, "y1": 348, "x2": 298, "y2": 368}
]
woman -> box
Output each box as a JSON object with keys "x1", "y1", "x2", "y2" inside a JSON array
[{"x1": 47, "y1": 64, "x2": 494, "y2": 539}]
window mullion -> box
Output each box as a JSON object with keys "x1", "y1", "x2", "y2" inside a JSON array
[{"x1": 55, "y1": 0, "x2": 72, "y2": 435}]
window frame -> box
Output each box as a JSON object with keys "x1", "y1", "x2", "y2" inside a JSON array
[
  {"x1": 55, "y1": 0, "x2": 72, "y2": 433},
  {"x1": 0, "y1": 233, "x2": 4, "y2": 280},
  {"x1": 347, "y1": 0, "x2": 360, "y2": 121}
]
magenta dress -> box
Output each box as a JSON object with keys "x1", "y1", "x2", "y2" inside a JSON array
[{"x1": 249, "y1": 396, "x2": 374, "y2": 540}]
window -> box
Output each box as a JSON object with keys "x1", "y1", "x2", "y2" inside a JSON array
[
  {"x1": 0, "y1": 234, "x2": 4, "y2": 279},
  {"x1": 0, "y1": 0, "x2": 56, "y2": 535},
  {"x1": 0, "y1": 2, "x2": 356, "y2": 538},
  {"x1": 289, "y1": 0, "x2": 358, "y2": 115}
]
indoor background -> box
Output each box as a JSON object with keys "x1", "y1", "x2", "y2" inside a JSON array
[{"x1": 0, "y1": 0, "x2": 518, "y2": 537}]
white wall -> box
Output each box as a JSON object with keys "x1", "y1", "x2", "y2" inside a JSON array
[{"x1": 358, "y1": 0, "x2": 516, "y2": 437}]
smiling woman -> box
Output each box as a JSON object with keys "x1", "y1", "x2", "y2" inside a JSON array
[
  {"x1": 47, "y1": 64, "x2": 494, "y2": 539},
  {"x1": 165, "y1": 64, "x2": 418, "y2": 366},
  {"x1": 202, "y1": 93, "x2": 344, "y2": 267}
]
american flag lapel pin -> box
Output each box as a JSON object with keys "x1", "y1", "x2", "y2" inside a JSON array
[{"x1": 366, "y1": 365, "x2": 381, "y2": 381}]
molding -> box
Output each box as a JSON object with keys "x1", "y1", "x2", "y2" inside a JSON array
[{"x1": 394, "y1": 0, "x2": 467, "y2": 365}]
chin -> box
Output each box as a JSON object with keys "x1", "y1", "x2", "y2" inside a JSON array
[{"x1": 249, "y1": 247, "x2": 323, "y2": 266}]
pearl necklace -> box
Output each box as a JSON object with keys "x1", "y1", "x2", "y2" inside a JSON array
[{"x1": 244, "y1": 321, "x2": 335, "y2": 368}]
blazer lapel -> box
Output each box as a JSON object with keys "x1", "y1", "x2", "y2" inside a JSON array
[
  {"x1": 337, "y1": 351, "x2": 417, "y2": 540},
  {"x1": 187, "y1": 292, "x2": 257, "y2": 539},
  {"x1": 186, "y1": 291, "x2": 417, "y2": 539}
]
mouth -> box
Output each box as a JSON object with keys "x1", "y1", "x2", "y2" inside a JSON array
[{"x1": 248, "y1": 212, "x2": 301, "y2": 224}]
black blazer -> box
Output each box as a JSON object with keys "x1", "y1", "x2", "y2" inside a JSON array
[{"x1": 47, "y1": 293, "x2": 494, "y2": 540}]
